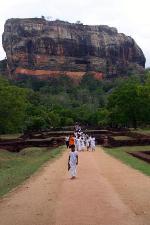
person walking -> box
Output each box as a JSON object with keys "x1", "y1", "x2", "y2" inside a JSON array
[
  {"x1": 68, "y1": 145, "x2": 78, "y2": 179},
  {"x1": 75, "y1": 135, "x2": 80, "y2": 151},
  {"x1": 91, "y1": 136, "x2": 96, "y2": 151},
  {"x1": 80, "y1": 137, "x2": 85, "y2": 151},
  {"x1": 65, "y1": 136, "x2": 70, "y2": 148},
  {"x1": 69, "y1": 134, "x2": 75, "y2": 148},
  {"x1": 86, "y1": 136, "x2": 90, "y2": 151}
]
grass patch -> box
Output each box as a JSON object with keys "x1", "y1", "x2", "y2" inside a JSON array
[
  {"x1": 0, "y1": 146, "x2": 65, "y2": 197},
  {"x1": 112, "y1": 136, "x2": 134, "y2": 141},
  {"x1": 103, "y1": 146, "x2": 150, "y2": 176},
  {"x1": 131, "y1": 128, "x2": 150, "y2": 135},
  {"x1": 0, "y1": 134, "x2": 22, "y2": 140}
]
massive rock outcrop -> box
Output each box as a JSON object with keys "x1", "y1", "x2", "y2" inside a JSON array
[{"x1": 2, "y1": 18, "x2": 146, "y2": 80}]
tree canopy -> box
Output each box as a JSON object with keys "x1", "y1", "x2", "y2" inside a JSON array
[{"x1": 0, "y1": 71, "x2": 150, "y2": 134}]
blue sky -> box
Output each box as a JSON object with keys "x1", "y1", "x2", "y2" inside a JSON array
[{"x1": 0, "y1": 0, "x2": 150, "y2": 67}]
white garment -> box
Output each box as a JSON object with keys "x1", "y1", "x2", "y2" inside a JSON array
[
  {"x1": 75, "y1": 137, "x2": 77, "y2": 146},
  {"x1": 86, "y1": 138, "x2": 90, "y2": 148},
  {"x1": 77, "y1": 137, "x2": 81, "y2": 151},
  {"x1": 91, "y1": 137, "x2": 95, "y2": 150},
  {"x1": 70, "y1": 165, "x2": 77, "y2": 177},
  {"x1": 69, "y1": 151, "x2": 78, "y2": 177},
  {"x1": 75, "y1": 138, "x2": 80, "y2": 151},
  {"x1": 86, "y1": 136, "x2": 91, "y2": 150},
  {"x1": 80, "y1": 139, "x2": 85, "y2": 150},
  {"x1": 69, "y1": 151, "x2": 78, "y2": 166},
  {"x1": 65, "y1": 136, "x2": 69, "y2": 141},
  {"x1": 74, "y1": 132, "x2": 78, "y2": 138}
]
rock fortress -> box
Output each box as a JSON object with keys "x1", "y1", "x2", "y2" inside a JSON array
[{"x1": 2, "y1": 18, "x2": 146, "y2": 81}]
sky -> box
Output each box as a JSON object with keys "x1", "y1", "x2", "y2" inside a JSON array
[{"x1": 0, "y1": 0, "x2": 150, "y2": 67}]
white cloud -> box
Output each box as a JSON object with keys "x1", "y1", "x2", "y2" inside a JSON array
[{"x1": 0, "y1": 0, "x2": 149, "y2": 67}]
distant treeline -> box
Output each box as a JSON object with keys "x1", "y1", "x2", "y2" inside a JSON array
[{"x1": 0, "y1": 70, "x2": 150, "y2": 134}]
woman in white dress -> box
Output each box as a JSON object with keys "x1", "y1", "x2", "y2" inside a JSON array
[
  {"x1": 68, "y1": 145, "x2": 78, "y2": 179},
  {"x1": 91, "y1": 137, "x2": 96, "y2": 151},
  {"x1": 80, "y1": 137, "x2": 85, "y2": 151},
  {"x1": 75, "y1": 136, "x2": 81, "y2": 151},
  {"x1": 86, "y1": 136, "x2": 90, "y2": 151}
]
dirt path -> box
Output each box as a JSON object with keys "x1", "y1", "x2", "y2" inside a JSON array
[{"x1": 0, "y1": 147, "x2": 150, "y2": 225}]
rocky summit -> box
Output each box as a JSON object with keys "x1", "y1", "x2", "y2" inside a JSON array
[{"x1": 2, "y1": 18, "x2": 146, "y2": 81}]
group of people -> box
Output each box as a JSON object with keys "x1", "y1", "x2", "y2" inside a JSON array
[
  {"x1": 65, "y1": 130, "x2": 96, "y2": 152},
  {"x1": 66, "y1": 125, "x2": 96, "y2": 179}
]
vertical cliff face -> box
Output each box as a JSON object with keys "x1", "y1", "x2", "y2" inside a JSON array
[{"x1": 2, "y1": 18, "x2": 146, "y2": 80}]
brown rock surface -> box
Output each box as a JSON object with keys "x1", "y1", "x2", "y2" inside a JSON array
[{"x1": 2, "y1": 18, "x2": 146, "y2": 80}]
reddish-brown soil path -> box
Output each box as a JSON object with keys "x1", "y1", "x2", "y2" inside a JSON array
[{"x1": 0, "y1": 147, "x2": 150, "y2": 225}]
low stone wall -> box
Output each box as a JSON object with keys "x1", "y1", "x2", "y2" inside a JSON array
[
  {"x1": 2, "y1": 129, "x2": 150, "y2": 151},
  {"x1": 0, "y1": 137, "x2": 64, "y2": 152},
  {"x1": 128, "y1": 151, "x2": 150, "y2": 163},
  {"x1": 106, "y1": 136, "x2": 150, "y2": 147},
  {"x1": 20, "y1": 130, "x2": 112, "y2": 139}
]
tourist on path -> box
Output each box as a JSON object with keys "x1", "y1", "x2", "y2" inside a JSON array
[
  {"x1": 68, "y1": 145, "x2": 78, "y2": 179},
  {"x1": 80, "y1": 137, "x2": 85, "y2": 151},
  {"x1": 69, "y1": 134, "x2": 75, "y2": 148},
  {"x1": 86, "y1": 136, "x2": 91, "y2": 151},
  {"x1": 91, "y1": 137, "x2": 96, "y2": 151},
  {"x1": 65, "y1": 136, "x2": 70, "y2": 148},
  {"x1": 75, "y1": 136, "x2": 81, "y2": 151}
]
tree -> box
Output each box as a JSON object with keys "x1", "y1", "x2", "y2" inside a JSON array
[
  {"x1": 76, "y1": 20, "x2": 82, "y2": 24},
  {"x1": 107, "y1": 79, "x2": 150, "y2": 128},
  {"x1": 25, "y1": 116, "x2": 47, "y2": 131},
  {"x1": 0, "y1": 78, "x2": 29, "y2": 133},
  {"x1": 47, "y1": 111, "x2": 60, "y2": 128},
  {"x1": 97, "y1": 108, "x2": 109, "y2": 127}
]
